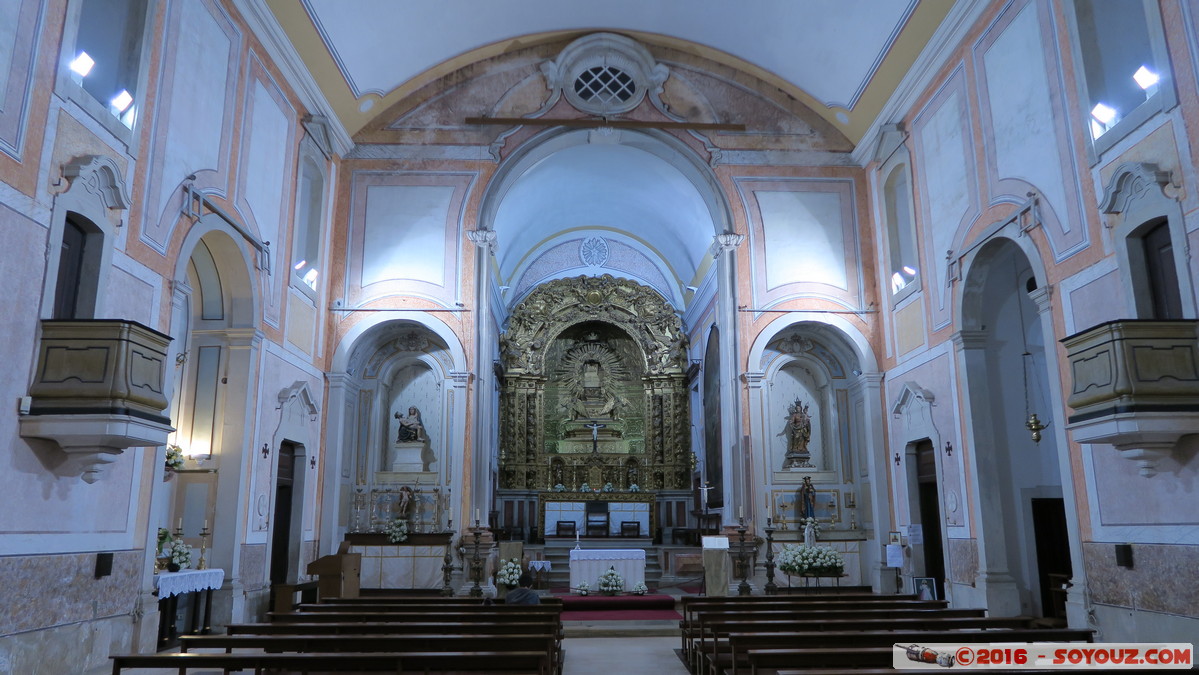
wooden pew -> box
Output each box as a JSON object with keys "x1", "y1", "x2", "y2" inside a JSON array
[
  {"x1": 111, "y1": 650, "x2": 549, "y2": 674},
  {"x1": 695, "y1": 615, "x2": 1030, "y2": 673},
  {"x1": 318, "y1": 595, "x2": 564, "y2": 605},
  {"x1": 267, "y1": 607, "x2": 562, "y2": 623},
  {"x1": 179, "y1": 634, "x2": 558, "y2": 675},
  {"x1": 298, "y1": 600, "x2": 563, "y2": 612},
  {"x1": 226, "y1": 620, "x2": 559, "y2": 636},
  {"x1": 733, "y1": 628, "x2": 1094, "y2": 675},
  {"x1": 684, "y1": 606, "x2": 982, "y2": 666}
]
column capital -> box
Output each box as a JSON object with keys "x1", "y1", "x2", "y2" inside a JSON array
[
  {"x1": 741, "y1": 371, "x2": 766, "y2": 387},
  {"x1": 466, "y1": 229, "x2": 497, "y2": 254},
  {"x1": 711, "y1": 232, "x2": 745, "y2": 258},
  {"x1": 950, "y1": 329, "x2": 988, "y2": 351},
  {"x1": 1028, "y1": 284, "x2": 1054, "y2": 315}
]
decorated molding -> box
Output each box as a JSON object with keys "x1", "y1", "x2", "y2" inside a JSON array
[
  {"x1": 541, "y1": 33, "x2": 669, "y2": 116},
  {"x1": 890, "y1": 381, "x2": 935, "y2": 418},
  {"x1": 466, "y1": 229, "x2": 497, "y2": 254},
  {"x1": 1099, "y1": 162, "x2": 1176, "y2": 215},
  {"x1": 62, "y1": 155, "x2": 131, "y2": 211},
  {"x1": 301, "y1": 115, "x2": 335, "y2": 159},
  {"x1": 277, "y1": 380, "x2": 320, "y2": 417},
  {"x1": 711, "y1": 232, "x2": 745, "y2": 258}
]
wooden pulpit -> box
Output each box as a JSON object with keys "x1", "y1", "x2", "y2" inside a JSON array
[{"x1": 306, "y1": 541, "x2": 361, "y2": 599}]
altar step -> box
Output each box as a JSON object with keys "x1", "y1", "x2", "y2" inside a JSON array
[{"x1": 539, "y1": 538, "x2": 663, "y2": 591}]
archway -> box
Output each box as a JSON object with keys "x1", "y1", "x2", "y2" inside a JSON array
[{"x1": 958, "y1": 237, "x2": 1070, "y2": 618}]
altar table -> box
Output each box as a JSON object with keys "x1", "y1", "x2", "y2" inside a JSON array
[
  {"x1": 568, "y1": 548, "x2": 645, "y2": 590},
  {"x1": 155, "y1": 569, "x2": 224, "y2": 649}
]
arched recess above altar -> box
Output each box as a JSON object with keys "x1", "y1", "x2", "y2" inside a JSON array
[
  {"x1": 327, "y1": 318, "x2": 469, "y2": 538},
  {"x1": 494, "y1": 275, "x2": 695, "y2": 540}
]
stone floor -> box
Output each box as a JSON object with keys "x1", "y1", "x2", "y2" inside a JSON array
[{"x1": 562, "y1": 635, "x2": 689, "y2": 675}]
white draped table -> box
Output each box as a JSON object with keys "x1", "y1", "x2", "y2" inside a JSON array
[
  {"x1": 569, "y1": 549, "x2": 645, "y2": 590},
  {"x1": 155, "y1": 569, "x2": 224, "y2": 597}
]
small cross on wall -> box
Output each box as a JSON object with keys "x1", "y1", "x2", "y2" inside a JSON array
[{"x1": 893, "y1": 452, "x2": 901, "y2": 466}]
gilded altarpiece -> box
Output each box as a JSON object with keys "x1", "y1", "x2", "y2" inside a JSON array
[{"x1": 498, "y1": 276, "x2": 691, "y2": 491}]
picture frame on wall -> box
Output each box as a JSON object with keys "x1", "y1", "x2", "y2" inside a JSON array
[
  {"x1": 888, "y1": 530, "x2": 902, "y2": 545},
  {"x1": 914, "y1": 576, "x2": 937, "y2": 600}
]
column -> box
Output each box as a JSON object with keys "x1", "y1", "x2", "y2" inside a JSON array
[
  {"x1": 952, "y1": 329, "x2": 1020, "y2": 616},
  {"x1": 854, "y1": 371, "x2": 893, "y2": 593},
  {"x1": 713, "y1": 233, "x2": 744, "y2": 524},
  {"x1": 467, "y1": 229, "x2": 496, "y2": 525},
  {"x1": 319, "y1": 372, "x2": 355, "y2": 553}
]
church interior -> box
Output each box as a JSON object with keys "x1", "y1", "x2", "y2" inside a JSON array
[{"x1": 2, "y1": 0, "x2": 1199, "y2": 672}]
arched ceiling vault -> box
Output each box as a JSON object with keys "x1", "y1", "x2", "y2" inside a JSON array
[{"x1": 261, "y1": 0, "x2": 959, "y2": 144}]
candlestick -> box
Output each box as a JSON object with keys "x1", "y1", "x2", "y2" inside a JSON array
[
  {"x1": 739, "y1": 504, "x2": 744, "y2": 519},
  {"x1": 202, "y1": 519, "x2": 208, "y2": 531},
  {"x1": 177, "y1": 517, "x2": 183, "y2": 530}
]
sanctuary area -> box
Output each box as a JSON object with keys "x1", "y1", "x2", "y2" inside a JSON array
[{"x1": 1, "y1": 1, "x2": 1198, "y2": 673}]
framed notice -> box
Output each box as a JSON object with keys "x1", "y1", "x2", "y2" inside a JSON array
[
  {"x1": 888, "y1": 530, "x2": 902, "y2": 545},
  {"x1": 914, "y1": 576, "x2": 937, "y2": 600}
]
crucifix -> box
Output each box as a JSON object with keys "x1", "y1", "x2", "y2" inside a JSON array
[
  {"x1": 584, "y1": 421, "x2": 605, "y2": 454},
  {"x1": 698, "y1": 482, "x2": 713, "y2": 516}
]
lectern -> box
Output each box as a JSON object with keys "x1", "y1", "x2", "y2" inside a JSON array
[
  {"x1": 702, "y1": 535, "x2": 730, "y2": 597},
  {"x1": 307, "y1": 541, "x2": 361, "y2": 599}
]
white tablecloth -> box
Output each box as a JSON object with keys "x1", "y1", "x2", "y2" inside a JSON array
[
  {"x1": 155, "y1": 569, "x2": 225, "y2": 598},
  {"x1": 569, "y1": 549, "x2": 645, "y2": 590},
  {"x1": 528, "y1": 560, "x2": 552, "y2": 572}
]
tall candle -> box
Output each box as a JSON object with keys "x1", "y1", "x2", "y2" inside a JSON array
[
  {"x1": 738, "y1": 504, "x2": 744, "y2": 519},
  {"x1": 475, "y1": 508, "x2": 480, "y2": 523},
  {"x1": 177, "y1": 518, "x2": 182, "y2": 530},
  {"x1": 203, "y1": 519, "x2": 208, "y2": 531}
]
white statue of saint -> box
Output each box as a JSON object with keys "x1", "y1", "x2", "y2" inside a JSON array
[{"x1": 804, "y1": 519, "x2": 816, "y2": 547}]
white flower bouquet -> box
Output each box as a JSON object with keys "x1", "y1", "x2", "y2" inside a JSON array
[
  {"x1": 157, "y1": 528, "x2": 191, "y2": 570},
  {"x1": 386, "y1": 517, "x2": 409, "y2": 543},
  {"x1": 497, "y1": 557, "x2": 522, "y2": 587},
  {"x1": 575, "y1": 580, "x2": 590, "y2": 596},
  {"x1": 631, "y1": 581, "x2": 648, "y2": 595},
  {"x1": 579, "y1": 483, "x2": 591, "y2": 492},
  {"x1": 598, "y1": 566, "x2": 624, "y2": 594},
  {"x1": 165, "y1": 444, "x2": 185, "y2": 472},
  {"x1": 776, "y1": 544, "x2": 843, "y2": 577},
  {"x1": 601, "y1": 482, "x2": 614, "y2": 493},
  {"x1": 628, "y1": 484, "x2": 640, "y2": 492},
  {"x1": 552, "y1": 483, "x2": 566, "y2": 492},
  {"x1": 800, "y1": 516, "x2": 823, "y2": 536}
]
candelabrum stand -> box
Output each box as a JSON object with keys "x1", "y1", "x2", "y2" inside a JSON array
[
  {"x1": 197, "y1": 524, "x2": 211, "y2": 570},
  {"x1": 736, "y1": 518, "x2": 751, "y2": 596},
  {"x1": 441, "y1": 520, "x2": 455, "y2": 597},
  {"x1": 763, "y1": 519, "x2": 777, "y2": 595},
  {"x1": 469, "y1": 521, "x2": 483, "y2": 598}
]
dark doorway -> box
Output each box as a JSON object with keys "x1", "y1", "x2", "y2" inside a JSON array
[
  {"x1": 269, "y1": 442, "x2": 296, "y2": 585},
  {"x1": 1031, "y1": 497, "x2": 1072, "y2": 620},
  {"x1": 53, "y1": 217, "x2": 87, "y2": 319},
  {"x1": 1142, "y1": 220, "x2": 1183, "y2": 319},
  {"x1": 915, "y1": 439, "x2": 945, "y2": 599}
]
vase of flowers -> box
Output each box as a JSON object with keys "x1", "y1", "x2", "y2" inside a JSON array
[
  {"x1": 628, "y1": 484, "x2": 640, "y2": 492},
  {"x1": 156, "y1": 527, "x2": 191, "y2": 572},
  {"x1": 575, "y1": 580, "x2": 590, "y2": 596},
  {"x1": 163, "y1": 444, "x2": 184, "y2": 481},
  {"x1": 552, "y1": 483, "x2": 566, "y2": 492},
  {"x1": 631, "y1": 582, "x2": 648, "y2": 596},
  {"x1": 776, "y1": 543, "x2": 844, "y2": 577},
  {"x1": 598, "y1": 566, "x2": 624, "y2": 595},
  {"x1": 386, "y1": 517, "x2": 409, "y2": 543},
  {"x1": 496, "y1": 557, "x2": 522, "y2": 593},
  {"x1": 579, "y1": 483, "x2": 591, "y2": 493},
  {"x1": 601, "y1": 482, "x2": 614, "y2": 493}
]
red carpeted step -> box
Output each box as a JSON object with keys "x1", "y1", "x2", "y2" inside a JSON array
[{"x1": 558, "y1": 593, "x2": 676, "y2": 611}]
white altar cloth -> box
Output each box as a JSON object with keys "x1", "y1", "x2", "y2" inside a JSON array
[
  {"x1": 569, "y1": 549, "x2": 645, "y2": 590},
  {"x1": 155, "y1": 569, "x2": 225, "y2": 598}
]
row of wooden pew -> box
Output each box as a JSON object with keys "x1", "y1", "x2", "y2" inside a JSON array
[
  {"x1": 110, "y1": 595, "x2": 565, "y2": 674},
  {"x1": 678, "y1": 592, "x2": 1094, "y2": 675}
]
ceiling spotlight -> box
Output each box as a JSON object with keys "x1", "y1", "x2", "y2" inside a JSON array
[
  {"x1": 1090, "y1": 102, "x2": 1117, "y2": 125},
  {"x1": 1133, "y1": 66, "x2": 1160, "y2": 90},
  {"x1": 69, "y1": 51, "x2": 94, "y2": 77},
  {"x1": 111, "y1": 89, "x2": 133, "y2": 113}
]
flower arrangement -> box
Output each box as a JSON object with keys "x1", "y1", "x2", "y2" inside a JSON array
[
  {"x1": 157, "y1": 528, "x2": 191, "y2": 570},
  {"x1": 628, "y1": 484, "x2": 640, "y2": 492},
  {"x1": 598, "y1": 566, "x2": 624, "y2": 594},
  {"x1": 575, "y1": 580, "x2": 590, "y2": 596},
  {"x1": 776, "y1": 544, "x2": 843, "y2": 577},
  {"x1": 631, "y1": 582, "x2": 648, "y2": 595},
  {"x1": 165, "y1": 444, "x2": 185, "y2": 472},
  {"x1": 552, "y1": 483, "x2": 566, "y2": 492},
  {"x1": 386, "y1": 517, "x2": 409, "y2": 543},
  {"x1": 601, "y1": 482, "x2": 614, "y2": 493},
  {"x1": 497, "y1": 557, "x2": 522, "y2": 587},
  {"x1": 579, "y1": 483, "x2": 591, "y2": 493}
]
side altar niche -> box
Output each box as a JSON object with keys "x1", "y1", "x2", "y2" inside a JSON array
[{"x1": 498, "y1": 275, "x2": 691, "y2": 491}]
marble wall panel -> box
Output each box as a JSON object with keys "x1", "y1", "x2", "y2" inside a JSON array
[
  {"x1": 239, "y1": 543, "x2": 267, "y2": 591},
  {"x1": 912, "y1": 68, "x2": 975, "y2": 328},
  {"x1": 0, "y1": 0, "x2": 43, "y2": 160},
  {"x1": 0, "y1": 550, "x2": 139, "y2": 634},
  {"x1": 0, "y1": 614, "x2": 134, "y2": 675},
  {"x1": 236, "y1": 54, "x2": 296, "y2": 327},
  {"x1": 948, "y1": 538, "x2": 978, "y2": 585},
  {"x1": 975, "y1": 0, "x2": 1086, "y2": 258},
  {"x1": 141, "y1": 0, "x2": 240, "y2": 250},
  {"x1": 1088, "y1": 441, "x2": 1199, "y2": 527},
  {"x1": 1083, "y1": 542, "x2": 1199, "y2": 617}
]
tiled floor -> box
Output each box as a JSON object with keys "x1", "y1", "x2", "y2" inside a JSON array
[{"x1": 562, "y1": 636, "x2": 690, "y2": 675}]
